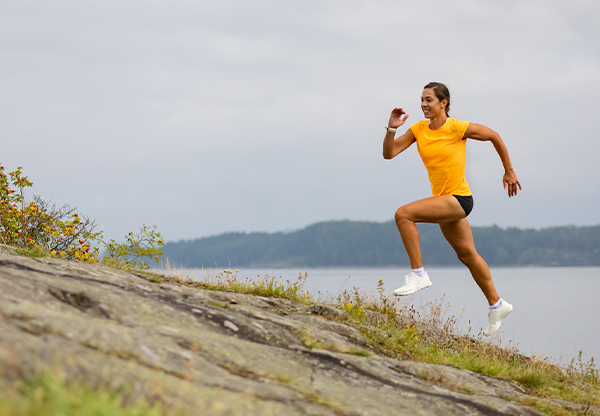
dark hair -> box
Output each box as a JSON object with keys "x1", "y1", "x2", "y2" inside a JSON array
[{"x1": 423, "y1": 82, "x2": 450, "y2": 117}]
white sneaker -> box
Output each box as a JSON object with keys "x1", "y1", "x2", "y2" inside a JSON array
[
  {"x1": 483, "y1": 299, "x2": 513, "y2": 337},
  {"x1": 393, "y1": 272, "x2": 432, "y2": 296}
]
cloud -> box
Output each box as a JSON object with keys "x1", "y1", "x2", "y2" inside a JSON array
[{"x1": 1, "y1": 0, "x2": 599, "y2": 240}]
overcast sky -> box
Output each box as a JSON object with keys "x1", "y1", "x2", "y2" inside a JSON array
[{"x1": 2, "y1": 0, "x2": 599, "y2": 243}]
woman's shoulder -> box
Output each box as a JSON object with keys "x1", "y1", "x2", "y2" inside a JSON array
[
  {"x1": 446, "y1": 118, "x2": 470, "y2": 138},
  {"x1": 447, "y1": 118, "x2": 470, "y2": 129}
]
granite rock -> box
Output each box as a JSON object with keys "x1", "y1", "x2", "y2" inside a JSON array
[{"x1": 0, "y1": 248, "x2": 561, "y2": 415}]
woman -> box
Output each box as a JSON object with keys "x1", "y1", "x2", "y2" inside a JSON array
[{"x1": 383, "y1": 82, "x2": 521, "y2": 337}]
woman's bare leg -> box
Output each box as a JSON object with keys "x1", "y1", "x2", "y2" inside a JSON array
[
  {"x1": 394, "y1": 195, "x2": 465, "y2": 269},
  {"x1": 439, "y1": 218, "x2": 500, "y2": 305}
]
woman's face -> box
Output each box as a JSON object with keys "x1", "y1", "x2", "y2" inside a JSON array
[{"x1": 421, "y1": 88, "x2": 446, "y2": 119}]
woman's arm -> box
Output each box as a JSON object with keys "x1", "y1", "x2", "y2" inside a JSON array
[
  {"x1": 465, "y1": 123, "x2": 522, "y2": 197},
  {"x1": 383, "y1": 108, "x2": 416, "y2": 159}
]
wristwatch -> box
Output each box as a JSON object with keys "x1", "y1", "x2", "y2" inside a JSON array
[{"x1": 385, "y1": 125, "x2": 397, "y2": 133}]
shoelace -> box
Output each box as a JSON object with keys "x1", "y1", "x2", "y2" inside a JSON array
[{"x1": 405, "y1": 272, "x2": 418, "y2": 283}]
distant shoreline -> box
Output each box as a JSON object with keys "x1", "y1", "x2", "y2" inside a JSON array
[{"x1": 162, "y1": 221, "x2": 600, "y2": 268}]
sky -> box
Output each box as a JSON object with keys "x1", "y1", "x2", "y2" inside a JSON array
[{"x1": 1, "y1": 0, "x2": 599, "y2": 243}]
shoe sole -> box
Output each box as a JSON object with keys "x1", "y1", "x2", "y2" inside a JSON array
[{"x1": 393, "y1": 281, "x2": 432, "y2": 296}]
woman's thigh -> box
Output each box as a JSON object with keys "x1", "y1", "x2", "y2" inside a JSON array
[
  {"x1": 396, "y1": 195, "x2": 465, "y2": 224},
  {"x1": 439, "y1": 218, "x2": 477, "y2": 258}
]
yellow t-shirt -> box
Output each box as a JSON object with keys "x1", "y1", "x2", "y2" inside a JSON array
[{"x1": 410, "y1": 118, "x2": 472, "y2": 196}]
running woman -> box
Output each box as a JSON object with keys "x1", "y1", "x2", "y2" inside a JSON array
[{"x1": 383, "y1": 82, "x2": 521, "y2": 336}]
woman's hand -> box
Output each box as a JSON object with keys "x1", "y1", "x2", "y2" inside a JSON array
[
  {"x1": 383, "y1": 108, "x2": 416, "y2": 159},
  {"x1": 503, "y1": 169, "x2": 522, "y2": 198},
  {"x1": 388, "y1": 108, "x2": 409, "y2": 128}
]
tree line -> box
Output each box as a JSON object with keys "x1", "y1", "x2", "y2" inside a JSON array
[{"x1": 162, "y1": 221, "x2": 600, "y2": 268}]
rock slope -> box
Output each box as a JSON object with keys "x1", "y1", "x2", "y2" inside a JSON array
[{"x1": 0, "y1": 248, "x2": 551, "y2": 415}]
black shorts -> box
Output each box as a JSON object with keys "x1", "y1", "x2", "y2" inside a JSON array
[{"x1": 453, "y1": 195, "x2": 474, "y2": 217}]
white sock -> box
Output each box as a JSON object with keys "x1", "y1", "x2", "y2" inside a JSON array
[
  {"x1": 490, "y1": 299, "x2": 502, "y2": 310},
  {"x1": 411, "y1": 267, "x2": 425, "y2": 278}
]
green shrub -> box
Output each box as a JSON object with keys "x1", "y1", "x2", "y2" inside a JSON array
[
  {"x1": 0, "y1": 164, "x2": 101, "y2": 262},
  {"x1": 1, "y1": 164, "x2": 164, "y2": 271},
  {"x1": 102, "y1": 225, "x2": 164, "y2": 270}
]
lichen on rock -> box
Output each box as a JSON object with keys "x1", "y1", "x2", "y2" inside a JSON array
[{"x1": 0, "y1": 248, "x2": 553, "y2": 415}]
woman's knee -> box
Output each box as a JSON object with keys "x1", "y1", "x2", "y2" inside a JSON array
[
  {"x1": 455, "y1": 249, "x2": 479, "y2": 266},
  {"x1": 394, "y1": 205, "x2": 412, "y2": 224}
]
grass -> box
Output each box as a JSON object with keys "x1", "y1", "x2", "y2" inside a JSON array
[
  {"x1": 14, "y1": 246, "x2": 48, "y2": 258},
  {"x1": 0, "y1": 370, "x2": 186, "y2": 416},
  {"x1": 332, "y1": 280, "x2": 600, "y2": 415},
  {"x1": 155, "y1": 266, "x2": 599, "y2": 415},
  {"x1": 158, "y1": 259, "x2": 314, "y2": 305},
  {"x1": 4, "y1": 249, "x2": 599, "y2": 415}
]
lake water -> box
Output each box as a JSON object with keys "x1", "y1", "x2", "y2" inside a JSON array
[{"x1": 164, "y1": 266, "x2": 600, "y2": 365}]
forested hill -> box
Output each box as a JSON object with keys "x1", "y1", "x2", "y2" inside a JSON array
[{"x1": 163, "y1": 221, "x2": 600, "y2": 268}]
